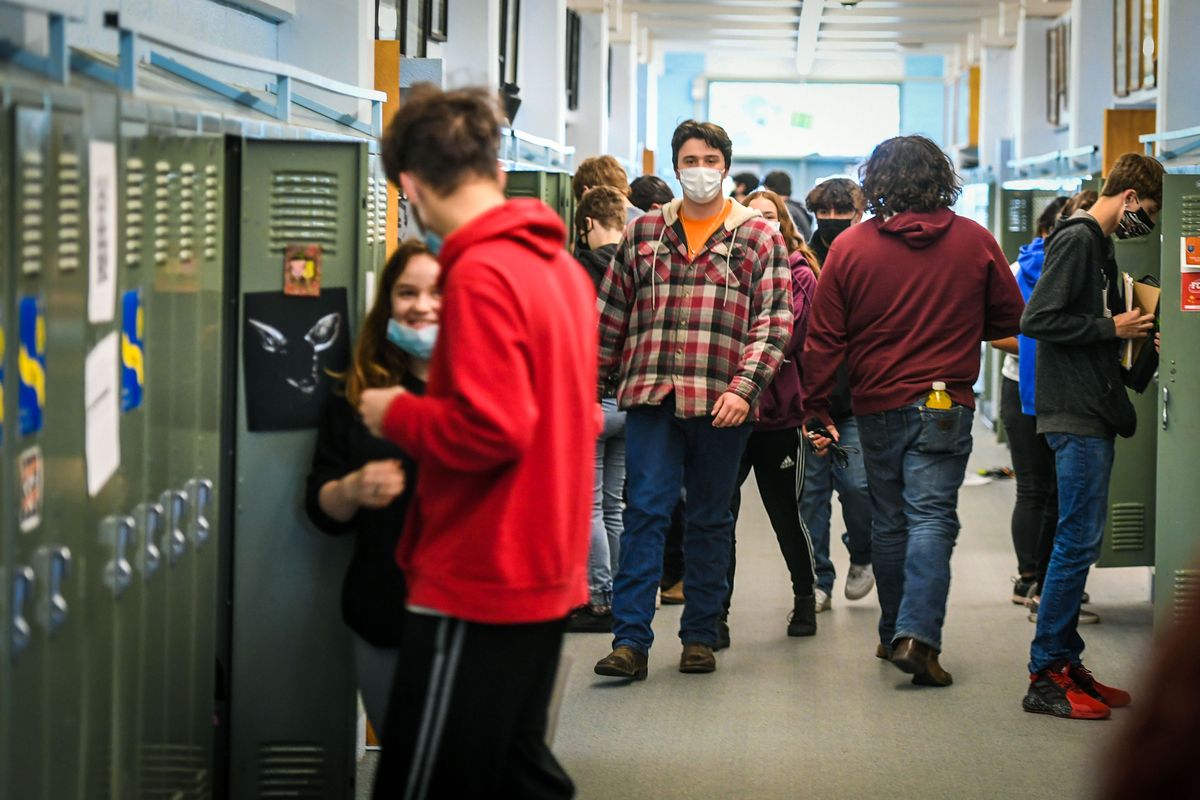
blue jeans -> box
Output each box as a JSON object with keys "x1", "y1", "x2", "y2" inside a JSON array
[
  {"x1": 612, "y1": 395, "x2": 753, "y2": 654},
  {"x1": 800, "y1": 417, "x2": 873, "y2": 594},
  {"x1": 1028, "y1": 433, "x2": 1115, "y2": 673},
  {"x1": 589, "y1": 399, "x2": 626, "y2": 605},
  {"x1": 857, "y1": 404, "x2": 974, "y2": 651}
]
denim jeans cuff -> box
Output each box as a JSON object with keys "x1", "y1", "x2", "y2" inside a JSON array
[
  {"x1": 893, "y1": 631, "x2": 941, "y2": 652},
  {"x1": 611, "y1": 638, "x2": 648, "y2": 657}
]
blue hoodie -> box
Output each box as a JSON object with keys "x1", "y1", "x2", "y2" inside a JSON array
[{"x1": 1015, "y1": 237, "x2": 1045, "y2": 415}]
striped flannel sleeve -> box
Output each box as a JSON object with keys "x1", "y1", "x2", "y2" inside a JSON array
[
  {"x1": 727, "y1": 229, "x2": 793, "y2": 405},
  {"x1": 596, "y1": 230, "x2": 636, "y2": 388}
]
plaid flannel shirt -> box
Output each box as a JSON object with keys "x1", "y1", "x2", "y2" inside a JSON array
[{"x1": 596, "y1": 199, "x2": 793, "y2": 419}]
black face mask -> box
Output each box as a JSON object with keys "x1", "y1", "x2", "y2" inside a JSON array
[
  {"x1": 1114, "y1": 206, "x2": 1154, "y2": 240},
  {"x1": 816, "y1": 218, "x2": 853, "y2": 244}
]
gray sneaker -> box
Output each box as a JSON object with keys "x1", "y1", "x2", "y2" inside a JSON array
[
  {"x1": 814, "y1": 587, "x2": 832, "y2": 613},
  {"x1": 1026, "y1": 596, "x2": 1100, "y2": 624},
  {"x1": 845, "y1": 563, "x2": 875, "y2": 600}
]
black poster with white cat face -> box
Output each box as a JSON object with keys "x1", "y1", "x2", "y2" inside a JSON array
[{"x1": 242, "y1": 289, "x2": 351, "y2": 431}]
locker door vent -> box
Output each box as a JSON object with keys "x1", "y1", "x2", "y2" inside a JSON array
[
  {"x1": 20, "y1": 149, "x2": 45, "y2": 273},
  {"x1": 203, "y1": 164, "x2": 219, "y2": 262},
  {"x1": 367, "y1": 175, "x2": 379, "y2": 245},
  {"x1": 126, "y1": 157, "x2": 146, "y2": 267},
  {"x1": 257, "y1": 743, "x2": 327, "y2": 798},
  {"x1": 153, "y1": 159, "x2": 174, "y2": 265},
  {"x1": 269, "y1": 171, "x2": 339, "y2": 254},
  {"x1": 1109, "y1": 503, "x2": 1146, "y2": 551},
  {"x1": 1005, "y1": 196, "x2": 1029, "y2": 232},
  {"x1": 179, "y1": 161, "x2": 197, "y2": 263},
  {"x1": 57, "y1": 151, "x2": 81, "y2": 271},
  {"x1": 139, "y1": 743, "x2": 209, "y2": 799},
  {"x1": 1174, "y1": 569, "x2": 1200, "y2": 625}
]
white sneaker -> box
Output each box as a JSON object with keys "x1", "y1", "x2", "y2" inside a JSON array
[
  {"x1": 814, "y1": 588, "x2": 832, "y2": 613},
  {"x1": 845, "y1": 564, "x2": 875, "y2": 601}
]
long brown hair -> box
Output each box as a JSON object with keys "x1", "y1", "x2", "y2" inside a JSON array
[
  {"x1": 746, "y1": 189, "x2": 820, "y2": 277},
  {"x1": 342, "y1": 238, "x2": 433, "y2": 407}
]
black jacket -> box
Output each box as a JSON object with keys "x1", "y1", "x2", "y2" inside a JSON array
[
  {"x1": 1020, "y1": 215, "x2": 1135, "y2": 438},
  {"x1": 305, "y1": 374, "x2": 425, "y2": 646},
  {"x1": 575, "y1": 242, "x2": 619, "y2": 291}
]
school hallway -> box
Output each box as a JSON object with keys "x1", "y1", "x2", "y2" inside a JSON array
[{"x1": 550, "y1": 421, "x2": 1153, "y2": 800}]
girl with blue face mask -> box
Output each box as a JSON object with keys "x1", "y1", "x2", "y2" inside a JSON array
[{"x1": 304, "y1": 239, "x2": 441, "y2": 737}]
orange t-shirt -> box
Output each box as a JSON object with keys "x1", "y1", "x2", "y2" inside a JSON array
[{"x1": 679, "y1": 200, "x2": 732, "y2": 261}]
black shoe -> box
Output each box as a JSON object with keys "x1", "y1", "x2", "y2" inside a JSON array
[
  {"x1": 715, "y1": 618, "x2": 731, "y2": 651},
  {"x1": 787, "y1": 594, "x2": 817, "y2": 637},
  {"x1": 1012, "y1": 576, "x2": 1037, "y2": 605},
  {"x1": 566, "y1": 604, "x2": 613, "y2": 633}
]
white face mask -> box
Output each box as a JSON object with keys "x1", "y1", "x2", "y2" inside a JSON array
[
  {"x1": 766, "y1": 220, "x2": 782, "y2": 232},
  {"x1": 678, "y1": 167, "x2": 724, "y2": 204}
]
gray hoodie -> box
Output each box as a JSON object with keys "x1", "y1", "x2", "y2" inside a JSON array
[{"x1": 1020, "y1": 214, "x2": 1136, "y2": 438}]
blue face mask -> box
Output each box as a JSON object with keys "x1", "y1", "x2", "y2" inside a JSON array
[
  {"x1": 387, "y1": 319, "x2": 439, "y2": 359},
  {"x1": 422, "y1": 230, "x2": 443, "y2": 256}
]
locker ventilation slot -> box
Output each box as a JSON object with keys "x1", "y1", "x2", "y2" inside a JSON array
[
  {"x1": 366, "y1": 176, "x2": 378, "y2": 245},
  {"x1": 258, "y1": 743, "x2": 326, "y2": 798},
  {"x1": 139, "y1": 743, "x2": 209, "y2": 799},
  {"x1": 20, "y1": 150, "x2": 45, "y2": 273},
  {"x1": 154, "y1": 159, "x2": 174, "y2": 265},
  {"x1": 269, "y1": 171, "x2": 339, "y2": 254},
  {"x1": 1108, "y1": 503, "x2": 1146, "y2": 552},
  {"x1": 1005, "y1": 196, "x2": 1029, "y2": 233},
  {"x1": 203, "y1": 164, "x2": 219, "y2": 261},
  {"x1": 57, "y1": 152, "x2": 82, "y2": 270},
  {"x1": 179, "y1": 162, "x2": 196, "y2": 261},
  {"x1": 126, "y1": 157, "x2": 146, "y2": 267},
  {"x1": 1173, "y1": 569, "x2": 1200, "y2": 625}
]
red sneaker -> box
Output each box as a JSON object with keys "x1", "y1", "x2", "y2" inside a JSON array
[
  {"x1": 1022, "y1": 667, "x2": 1111, "y2": 720},
  {"x1": 1068, "y1": 664, "x2": 1132, "y2": 708}
]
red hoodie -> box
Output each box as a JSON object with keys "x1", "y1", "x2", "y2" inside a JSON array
[
  {"x1": 802, "y1": 208, "x2": 1023, "y2": 421},
  {"x1": 381, "y1": 199, "x2": 599, "y2": 624}
]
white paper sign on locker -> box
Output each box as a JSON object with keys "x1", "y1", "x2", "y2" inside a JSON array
[
  {"x1": 88, "y1": 140, "x2": 118, "y2": 323},
  {"x1": 85, "y1": 331, "x2": 121, "y2": 496}
]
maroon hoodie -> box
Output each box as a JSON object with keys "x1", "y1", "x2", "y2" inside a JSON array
[
  {"x1": 757, "y1": 251, "x2": 817, "y2": 431},
  {"x1": 801, "y1": 208, "x2": 1023, "y2": 422}
]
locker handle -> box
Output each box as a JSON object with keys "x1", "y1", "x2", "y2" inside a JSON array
[
  {"x1": 100, "y1": 515, "x2": 136, "y2": 599},
  {"x1": 10, "y1": 566, "x2": 35, "y2": 661},
  {"x1": 160, "y1": 490, "x2": 188, "y2": 566},
  {"x1": 1162, "y1": 386, "x2": 1169, "y2": 431},
  {"x1": 185, "y1": 478, "x2": 213, "y2": 549},
  {"x1": 34, "y1": 546, "x2": 72, "y2": 637},
  {"x1": 134, "y1": 502, "x2": 164, "y2": 582}
]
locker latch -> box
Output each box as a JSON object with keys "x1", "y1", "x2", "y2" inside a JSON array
[
  {"x1": 1162, "y1": 386, "x2": 1170, "y2": 431},
  {"x1": 185, "y1": 478, "x2": 214, "y2": 549},
  {"x1": 34, "y1": 546, "x2": 71, "y2": 637},
  {"x1": 100, "y1": 515, "x2": 136, "y2": 599},
  {"x1": 134, "y1": 501, "x2": 164, "y2": 582},
  {"x1": 10, "y1": 566, "x2": 35, "y2": 661},
  {"x1": 160, "y1": 490, "x2": 188, "y2": 566}
]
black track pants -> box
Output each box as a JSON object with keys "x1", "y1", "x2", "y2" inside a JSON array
[{"x1": 373, "y1": 612, "x2": 574, "y2": 800}]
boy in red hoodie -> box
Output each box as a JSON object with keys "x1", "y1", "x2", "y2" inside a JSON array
[
  {"x1": 802, "y1": 136, "x2": 1024, "y2": 688},
  {"x1": 358, "y1": 85, "x2": 597, "y2": 799}
]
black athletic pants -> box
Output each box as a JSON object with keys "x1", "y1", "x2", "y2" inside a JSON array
[
  {"x1": 725, "y1": 427, "x2": 818, "y2": 613},
  {"x1": 372, "y1": 612, "x2": 573, "y2": 800},
  {"x1": 1000, "y1": 377, "x2": 1059, "y2": 582}
]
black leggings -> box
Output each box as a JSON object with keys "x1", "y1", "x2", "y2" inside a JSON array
[
  {"x1": 1000, "y1": 377, "x2": 1058, "y2": 582},
  {"x1": 726, "y1": 427, "x2": 818, "y2": 613}
]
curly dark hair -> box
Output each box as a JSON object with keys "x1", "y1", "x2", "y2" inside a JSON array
[
  {"x1": 629, "y1": 175, "x2": 674, "y2": 211},
  {"x1": 805, "y1": 177, "x2": 866, "y2": 215},
  {"x1": 859, "y1": 135, "x2": 961, "y2": 215}
]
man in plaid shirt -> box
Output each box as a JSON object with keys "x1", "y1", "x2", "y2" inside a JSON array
[{"x1": 593, "y1": 121, "x2": 793, "y2": 679}]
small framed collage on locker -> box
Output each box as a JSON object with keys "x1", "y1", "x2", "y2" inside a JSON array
[{"x1": 1114, "y1": 0, "x2": 1159, "y2": 97}]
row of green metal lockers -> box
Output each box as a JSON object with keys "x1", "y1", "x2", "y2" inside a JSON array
[
  {"x1": 0, "y1": 52, "x2": 394, "y2": 798},
  {"x1": 982, "y1": 179, "x2": 1200, "y2": 625}
]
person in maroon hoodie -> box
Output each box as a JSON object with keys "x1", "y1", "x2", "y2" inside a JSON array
[
  {"x1": 357, "y1": 85, "x2": 597, "y2": 799},
  {"x1": 802, "y1": 135, "x2": 1024, "y2": 688}
]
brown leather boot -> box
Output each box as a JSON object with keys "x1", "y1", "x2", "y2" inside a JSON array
[
  {"x1": 875, "y1": 643, "x2": 892, "y2": 661},
  {"x1": 890, "y1": 637, "x2": 953, "y2": 686},
  {"x1": 660, "y1": 581, "x2": 685, "y2": 605},
  {"x1": 679, "y1": 643, "x2": 716, "y2": 674},
  {"x1": 594, "y1": 646, "x2": 648, "y2": 680}
]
